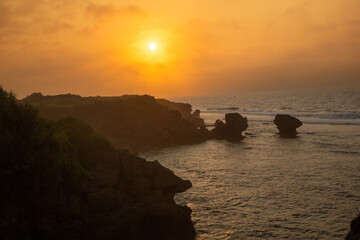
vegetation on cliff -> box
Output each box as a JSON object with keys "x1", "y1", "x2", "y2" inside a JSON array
[
  {"x1": 22, "y1": 93, "x2": 208, "y2": 151},
  {"x1": 1, "y1": 88, "x2": 195, "y2": 240},
  {"x1": 0, "y1": 88, "x2": 90, "y2": 239}
]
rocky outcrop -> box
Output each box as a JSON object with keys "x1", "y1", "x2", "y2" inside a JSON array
[
  {"x1": 345, "y1": 215, "x2": 360, "y2": 240},
  {"x1": 210, "y1": 113, "x2": 248, "y2": 140},
  {"x1": 157, "y1": 98, "x2": 205, "y2": 128},
  {"x1": 273, "y1": 114, "x2": 302, "y2": 137},
  {"x1": 59, "y1": 118, "x2": 196, "y2": 240},
  {"x1": 87, "y1": 150, "x2": 195, "y2": 240},
  {"x1": 1, "y1": 88, "x2": 195, "y2": 240},
  {"x1": 22, "y1": 93, "x2": 209, "y2": 152}
]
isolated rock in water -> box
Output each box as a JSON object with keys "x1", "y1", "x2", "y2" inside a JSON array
[
  {"x1": 225, "y1": 113, "x2": 248, "y2": 133},
  {"x1": 345, "y1": 215, "x2": 360, "y2": 240},
  {"x1": 210, "y1": 113, "x2": 248, "y2": 140},
  {"x1": 273, "y1": 114, "x2": 302, "y2": 136}
]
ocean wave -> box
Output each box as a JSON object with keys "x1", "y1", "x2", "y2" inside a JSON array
[
  {"x1": 253, "y1": 118, "x2": 360, "y2": 125},
  {"x1": 204, "y1": 108, "x2": 360, "y2": 119},
  {"x1": 207, "y1": 107, "x2": 240, "y2": 110},
  {"x1": 330, "y1": 150, "x2": 360, "y2": 155},
  {"x1": 202, "y1": 109, "x2": 360, "y2": 125},
  {"x1": 294, "y1": 113, "x2": 360, "y2": 120}
]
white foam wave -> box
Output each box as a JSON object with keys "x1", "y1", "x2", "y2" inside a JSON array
[{"x1": 201, "y1": 109, "x2": 360, "y2": 125}]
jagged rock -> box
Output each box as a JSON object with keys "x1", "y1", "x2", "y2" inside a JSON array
[
  {"x1": 157, "y1": 98, "x2": 205, "y2": 128},
  {"x1": 118, "y1": 154, "x2": 192, "y2": 194},
  {"x1": 210, "y1": 113, "x2": 248, "y2": 140},
  {"x1": 87, "y1": 151, "x2": 195, "y2": 240},
  {"x1": 198, "y1": 125, "x2": 211, "y2": 139},
  {"x1": 1, "y1": 88, "x2": 196, "y2": 240},
  {"x1": 22, "y1": 94, "x2": 208, "y2": 151},
  {"x1": 225, "y1": 113, "x2": 248, "y2": 133},
  {"x1": 211, "y1": 120, "x2": 227, "y2": 137},
  {"x1": 193, "y1": 109, "x2": 200, "y2": 118},
  {"x1": 345, "y1": 215, "x2": 360, "y2": 240},
  {"x1": 273, "y1": 114, "x2": 302, "y2": 137}
]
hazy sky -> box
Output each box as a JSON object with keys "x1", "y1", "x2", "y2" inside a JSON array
[{"x1": 1, "y1": 0, "x2": 360, "y2": 98}]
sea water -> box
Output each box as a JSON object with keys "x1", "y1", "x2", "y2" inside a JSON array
[{"x1": 141, "y1": 87, "x2": 360, "y2": 239}]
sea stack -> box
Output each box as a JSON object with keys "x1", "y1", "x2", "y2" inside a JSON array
[
  {"x1": 211, "y1": 113, "x2": 248, "y2": 140},
  {"x1": 273, "y1": 114, "x2": 302, "y2": 137}
]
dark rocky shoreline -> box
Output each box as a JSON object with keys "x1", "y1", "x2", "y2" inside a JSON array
[
  {"x1": 1, "y1": 89, "x2": 195, "y2": 240},
  {"x1": 2, "y1": 90, "x2": 354, "y2": 239},
  {"x1": 21, "y1": 93, "x2": 209, "y2": 152},
  {"x1": 21, "y1": 93, "x2": 306, "y2": 150}
]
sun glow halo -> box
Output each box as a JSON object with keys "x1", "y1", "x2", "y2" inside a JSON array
[{"x1": 149, "y1": 43, "x2": 157, "y2": 51}]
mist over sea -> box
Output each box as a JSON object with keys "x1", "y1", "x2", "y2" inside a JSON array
[{"x1": 141, "y1": 88, "x2": 360, "y2": 239}]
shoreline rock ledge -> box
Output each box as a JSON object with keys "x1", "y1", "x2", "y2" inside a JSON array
[
  {"x1": 1, "y1": 86, "x2": 196, "y2": 240},
  {"x1": 273, "y1": 114, "x2": 302, "y2": 137},
  {"x1": 210, "y1": 113, "x2": 248, "y2": 140},
  {"x1": 88, "y1": 151, "x2": 196, "y2": 240},
  {"x1": 345, "y1": 214, "x2": 360, "y2": 240}
]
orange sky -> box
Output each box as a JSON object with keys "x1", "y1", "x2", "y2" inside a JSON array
[{"x1": 1, "y1": 0, "x2": 360, "y2": 98}]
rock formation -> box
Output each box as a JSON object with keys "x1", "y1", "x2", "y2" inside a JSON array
[
  {"x1": 157, "y1": 98, "x2": 205, "y2": 128},
  {"x1": 22, "y1": 93, "x2": 209, "y2": 152},
  {"x1": 210, "y1": 113, "x2": 248, "y2": 140},
  {"x1": 1, "y1": 88, "x2": 195, "y2": 240},
  {"x1": 86, "y1": 149, "x2": 195, "y2": 240},
  {"x1": 273, "y1": 114, "x2": 302, "y2": 137},
  {"x1": 345, "y1": 214, "x2": 360, "y2": 240}
]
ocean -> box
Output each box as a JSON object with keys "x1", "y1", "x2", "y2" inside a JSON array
[{"x1": 141, "y1": 87, "x2": 360, "y2": 239}]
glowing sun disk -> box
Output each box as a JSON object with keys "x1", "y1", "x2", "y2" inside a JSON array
[{"x1": 149, "y1": 43, "x2": 157, "y2": 51}]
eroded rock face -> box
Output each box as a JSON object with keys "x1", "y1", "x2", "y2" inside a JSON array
[
  {"x1": 210, "y1": 113, "x2": 248, "y2": 140},
  {"x1": 345, "y1": 216, "x2": 360, "y2": 240},
  {"x1": 0, "y1": 96, "x2": 195, "y2": 240},
  {"x1": 117, "y1": 154, "x2": 192, "y2": 195},
  {"x1": 157, "y1": 98, "x2": 205, "y2": 128},
  {"x1": 22, "y1": 94, "x2": 208, "y2": 151},
  {"x1": 273, "y1": 114, "x2": 302, "y2": 137},
  {"x1": 56, "y1": 118, "x2": 196, "y2": 240},
  {"x1": 87, "y1": 151, "x2": 195, "y2": 240},
  {"x1": 225, "y1": 113, "x2": 248, "y2": 133}
]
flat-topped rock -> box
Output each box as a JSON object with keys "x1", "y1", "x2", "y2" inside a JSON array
[{"x1": 274, "y1": 114, "x2": 302, "y2": 137}]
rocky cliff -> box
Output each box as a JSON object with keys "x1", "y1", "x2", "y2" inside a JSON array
[
  {"x1": 22, "y1": 93, "x2": 209, "y2": 152},
  {"x1": 1, "y1": 88, "x2": 195, "y2": 240}
]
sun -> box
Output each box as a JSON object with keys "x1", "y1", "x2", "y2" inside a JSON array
[{"x1": 149, "y1": 43, "x2": 157, "y2": 51}]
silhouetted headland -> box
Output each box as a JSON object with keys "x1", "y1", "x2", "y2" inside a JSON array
[
  {"x1": 22, "y1": 93, "x2": 261, "y2": 152},
  {"x1": 22, "y1": 93, "x2": 209, "y2": 152},
  {"x1": 157, "y1": 98, "x2": 205, "y2": 128},
  {"x1": 1, "y1": 88, "x2": 195, "y2": 240}
]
